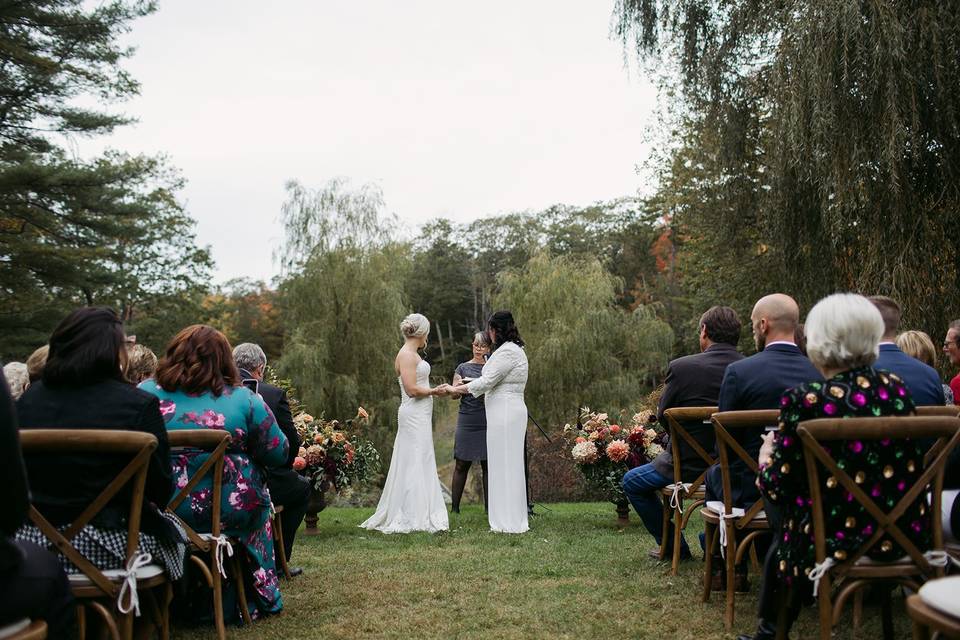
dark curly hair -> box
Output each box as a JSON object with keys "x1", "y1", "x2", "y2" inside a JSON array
[
  {"x1": 487, "y1": 310, "x2": 524, "y2": 349},
  {"x1": 155, "y1": 325, "x2": 240, "y2": 396}
]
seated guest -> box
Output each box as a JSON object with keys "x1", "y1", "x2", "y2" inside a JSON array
[
  {"x1": 740, "y1": 293, "x2": 925, "y2": 640},
  {"x1": 26, "y1": 345, "x2": 48, "y2": 383},
  {"x1": 704, "y1": 294, "x2": 820, "y2": 590},
  {"x1": 15, "y1": 308, "x2": 185, "y2": 581},
  {"x1": 0, "y1": 369, "x2": 74, "y2": 639},
  {"x1": 706, "y1": 293, "x2": 820, "y2": 507},
  {"x1": 140, "y1": 326, "x2": 289, "y2": 620},
  {"x1": 623, "y1": 306, "x2": 743, "y2": 561},
  {"x1": 233, "y1": 342, "x2": 309, "y2": 576},
  {"x1": 2, "y1": 362, "x2": 29, "y2": 400},
  {"x1": 869, "y1": 296, "x2": 945, "y2": 405},
  {"x1": 897, "y1": 330, "x2": 955, "y2": 404},
  {"x1": 125, "y1": 343, "x2": 158, "y2": 385},
  {"x1": 944, "y1": 320, "x2": 960, "y2": 402}
]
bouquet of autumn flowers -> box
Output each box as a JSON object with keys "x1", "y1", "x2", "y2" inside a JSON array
[
  {"x1": 293, "y1": 407, "x2": 381, "y2": 494},
  {"x1": 562, "y1": 406, "x2": 666, "y2": 503}
]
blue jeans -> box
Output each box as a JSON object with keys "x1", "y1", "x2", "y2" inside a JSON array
[{"x1": 622, "y1": 463, "x2": 690, "y2": 554}]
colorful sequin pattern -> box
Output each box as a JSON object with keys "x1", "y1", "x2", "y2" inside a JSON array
[{"x1": 758, "y1": 366, "x2": 929, "y2": 584}]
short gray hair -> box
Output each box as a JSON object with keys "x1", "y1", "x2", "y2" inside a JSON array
[
  {"x1": 400, "y1": 313, "x2": 430, "y2": 339},
  {"x1": 473, "y1": 331, "x2": 490, "y2": 347},
  {"x1": 3, "y1": 362, "x2": 29, "y2": 400},
  {"x1": 805, "y1": 293, "x2": 883, "y2": 371},
  {"x1": 233, "y1": 343, "x2": 267, "y2": 373}
]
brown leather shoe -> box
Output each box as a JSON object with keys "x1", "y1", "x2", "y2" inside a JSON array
[{"x1": 709, "y1": 567, "x2": 750, "y2": 592}]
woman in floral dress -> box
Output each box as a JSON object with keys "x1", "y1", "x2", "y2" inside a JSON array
[{"x1": 140, "y1": 325, "x2": 289, "y2": 621}]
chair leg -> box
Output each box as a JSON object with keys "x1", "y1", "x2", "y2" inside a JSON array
[
  {"x1": 231, "y1": 551, "x2": 253, "y2": 625},
  {"x1": 659, "y1": 498, "x2": 670, "y2": 561},
  {"x1": 702, "y1": 523, "x2": 715, "y2": 602},
  {"x1": 77, "y1": 604, "x2": 87, "y2": 640},
  {"x1": 671, "y1": 502, "x2": 683, "y2": 576},
  {"x1": 853, "y1": 588, "x2": 863, "y2": 631},
  {"x1": 273, "y1": 512, "x2": 292, "y2": 580},
  {"x1": 212, "y1": 550, "x2": 226, "y2": 640},
  {"x1": 725, "y1": 523, "x2": 736, "y2": 630},
  {"x1": 912, "y1": 617, "x2": 930, "y2": 640},
  {"x1": 817, "y1": 574, "x2": 833, "y2": 640}
]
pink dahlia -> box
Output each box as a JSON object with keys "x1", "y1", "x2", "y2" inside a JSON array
[{"x1": 606, "y1": 440, "x2": 630, "y2": 463}]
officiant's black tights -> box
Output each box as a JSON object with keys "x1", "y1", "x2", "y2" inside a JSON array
[{"x1": 451, "y1": 458, "x2": 488, "y2": 513}]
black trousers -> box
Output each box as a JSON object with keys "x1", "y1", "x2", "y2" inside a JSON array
[
  {"x1": 756, "y1": 500, "x2": 809, "y2": 624},
  {"x1": 267, "y1": 470, "x2": 311, "y2": 562},
  {"x1": 0, "y1": 541, "x2": 75, "y2": 639}
]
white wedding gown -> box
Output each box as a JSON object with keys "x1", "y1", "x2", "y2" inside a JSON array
[
  {"x1": 466, "y1": 341, "x2": 529, "y2": 534},
  {"x1": 360, "y1": 359, "x2": 449, "y2": 534}
]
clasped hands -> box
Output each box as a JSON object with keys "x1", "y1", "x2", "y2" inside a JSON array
[{"x1": 432, "y1": 383, "x2": 464, "y2": 397}]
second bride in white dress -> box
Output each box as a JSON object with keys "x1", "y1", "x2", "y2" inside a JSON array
[{"x1": 360, "y1": 313, "x2": 449, "y2": 534}]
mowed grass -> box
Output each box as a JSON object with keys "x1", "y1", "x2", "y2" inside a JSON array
[{"x1": 172, "y1": 503, "x2": 912, "y2": 639}]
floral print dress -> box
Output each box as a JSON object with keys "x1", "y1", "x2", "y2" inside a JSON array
[
  {"x1": 139, "y1": 381, "x2": 289, "y2": 619},
  {"x1": 757, "y1": 366, "x2": 930, "y2": 586}
]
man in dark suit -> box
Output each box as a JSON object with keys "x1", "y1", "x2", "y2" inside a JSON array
[
  {"x1": 233, "y1": 343, "x2": 309, "y2": 576},
  {"x1": 869, "y1": 296, "x2": 946, "y2": 406},
  {"x1": 623, "y1": 306, "x2": 744, "y2": 560}
]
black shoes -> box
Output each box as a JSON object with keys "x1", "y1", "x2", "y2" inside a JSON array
[
  {"x1": 288, "y1": 567, "x2": 303, "y2": 577},
  {"x1": 648, "y1": 547, "x2": 693, "y2": 561},
  {"x1": 736, "y1": 618, "x2": 776, "y2": 640}
]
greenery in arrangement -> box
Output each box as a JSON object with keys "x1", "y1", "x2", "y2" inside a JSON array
[{"x1": 170, "y1": 504, "x2": 914, "y2": 640}]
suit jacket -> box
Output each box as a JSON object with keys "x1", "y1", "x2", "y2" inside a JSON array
[
  {"x1": 874, "y1": 343, "x2": 946, "y2": 406},
  {"x1": 239, "y1": 370, "x2": 307, "y2": 505},
  {"x1": 651, "y1": 343, "x2": 743, "y2": 481},
  {"x1": 16, "y1": 379, "x2": 174, "y2": 536},
  {"x1": 715, "y1": 342, "x2": 821, "y2": 506}
]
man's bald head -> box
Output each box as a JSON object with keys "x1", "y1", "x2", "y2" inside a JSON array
[{"x1": 750, "y1": 293, "x2": 801, "y2": 350}]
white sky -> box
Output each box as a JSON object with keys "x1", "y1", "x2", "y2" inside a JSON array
[{"x1": 83, "y1": 1, "x2": 659, "y2": 283}]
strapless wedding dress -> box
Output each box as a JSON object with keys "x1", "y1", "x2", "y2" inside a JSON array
[{"x1": 360, "y1": 359, "x2": 449, "y2": 533}]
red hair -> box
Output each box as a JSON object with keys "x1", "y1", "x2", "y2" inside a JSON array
[{"x1": 155, "y1": 325, "x2": 240, "y2": 396}]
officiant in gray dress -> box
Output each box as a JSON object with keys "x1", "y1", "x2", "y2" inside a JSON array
[{"x1": 450, "y1": 332, "x2": 491, "y2": 513}]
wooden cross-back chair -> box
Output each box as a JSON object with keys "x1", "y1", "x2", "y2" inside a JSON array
[
  {"x1": 658, "y1": 406, "x2": 718, "y2": 575},
  {"x1": 19, "y1": 430, "x2": 170, "y2": 640},
  {"x1": 916, "y1": 406, "x2": 960, "y2": 563},
  {"x1": 0, "y1": 619, "x2": 47, "y2": 640},
  {"x1": 907, "y1": 588, "x2": 960, "y2": 640},
  {"x1": 796, "y1": 416, "x2": 960, "y2": 640},
  {"x1": 701, "y1": 409, "x2": 778, "y2": 630},
  {"x1": 165, "y1": 429, "x2": 251, "y2": 639},
  {"x1": 271, "y1": 505, "x2": 292, "y2": 580}
]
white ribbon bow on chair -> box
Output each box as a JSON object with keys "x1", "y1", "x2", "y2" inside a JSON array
[
  {"x1": 718, "y1": 511, "x2": 740, "y2": 559},
  {"x1": 808, "y1": 558, "x2": 836, "y2": 597},
  {"x1": 923, "y1": 550, "x2": 960, "y2": 569},
  {"x1": 117, "y1": 551, "x2": 153, "y2": 616},
  {"x1": 667, "y1": 483, "x2": 692, "y2": 514},
  {"x1": 209, "y1": 534, "x2": 234, "y2": 579}
]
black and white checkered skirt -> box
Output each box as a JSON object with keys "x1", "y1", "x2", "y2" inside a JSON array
[{"x1": 15, "y1": 512, "x2": 187, "y2": 580}]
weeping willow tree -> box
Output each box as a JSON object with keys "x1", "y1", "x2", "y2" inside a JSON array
[
  {"x1": 277, "y1": 178, "x2": 410, "y2": 456},
  {"x1": 494, "y1": 252, "x2": 674, "y2": 427},
  {"x1": 615, "y1": 1, "x2": 960, "y2": 338}
]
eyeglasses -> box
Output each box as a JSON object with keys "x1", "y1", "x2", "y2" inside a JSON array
[{"x1": 944, "y1": 340, "x2": 960, "y2": 349}]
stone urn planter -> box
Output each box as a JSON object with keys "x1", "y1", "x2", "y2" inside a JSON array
[
  {"x1": 615, "y1": 499, "x2": 630, "y2": 527},
  {"x1": 303, "y1": 481, "x2": 329, "y2": 535}
]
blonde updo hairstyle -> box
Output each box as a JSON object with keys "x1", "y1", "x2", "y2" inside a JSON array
[
  {"x1": 400, "y1": 313, "x2": 430, "y2": 340},
  {"x1": 805, "y1": 293, "x2": 883, "y2": 372}
]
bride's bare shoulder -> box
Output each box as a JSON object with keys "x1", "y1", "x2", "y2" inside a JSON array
[{"x1": 395, "y1": 347, "x2": 420, "y2": 369}]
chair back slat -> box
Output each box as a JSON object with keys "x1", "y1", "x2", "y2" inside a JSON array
[
  {"x1": 18, "y1": 429, "x2": 158, "y2": 597},
  {"x1": 712, "y1": 410, "x2": 779, "y2": 528},
  {"x1": 797, "y1": 416, "x2": 960, "y2": 579},
  {"x1": 663, "y1": 407, "x2": 718, "y2": 490},
  {"x1": 165, "y1": 429, "x2": 231, "y2": 547},
  {"x1": 916, "y1": 406, "x2": 960, "y2": 418}
]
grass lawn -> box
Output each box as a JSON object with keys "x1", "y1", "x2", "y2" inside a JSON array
[{"x1": 172, "y1": 502, "x2": 912, "y2": 639}]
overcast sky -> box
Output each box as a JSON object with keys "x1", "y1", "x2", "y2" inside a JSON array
[{"x1": 83, "y1": 1, "x2": 659, "y2": 283}]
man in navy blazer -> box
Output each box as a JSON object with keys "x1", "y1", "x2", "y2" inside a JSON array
[
  {"x1": 869, "y1": 296, "x2": 946, "y2": 406},
  {"x1": 706, "y1": 294, "x2": 822, "y2": 508}
]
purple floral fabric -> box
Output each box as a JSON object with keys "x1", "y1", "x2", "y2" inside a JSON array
[{"x1": 140, "y1": 381, "x2": 288, "y2": 618}]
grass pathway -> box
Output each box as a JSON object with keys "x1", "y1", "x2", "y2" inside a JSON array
[{"x1": 173, "y1": 503, "x2": 911, "y2": 639}]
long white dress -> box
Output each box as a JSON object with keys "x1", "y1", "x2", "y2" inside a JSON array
[
  {"x1": 466, "y1": 341, "x2": 529, "y2": 533},
  {"x1": 360, "y1": 359, "x2": 449, "y2": 533}
]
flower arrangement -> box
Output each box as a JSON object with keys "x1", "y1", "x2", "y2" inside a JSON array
[
  {"x1": 562, "y1": 405, "x2": 666, "y2": 503},
  {"x1": 293, "y1": 407, "x2": 381, "y2": 495}
]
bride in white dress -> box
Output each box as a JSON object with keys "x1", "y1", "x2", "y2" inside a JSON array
[
  {"x1": 449, "y1": 310, "x2": 529, "y2": 534},
  {"x1": 360, "y1": 313, "x2": 449, "y2": 534}
]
